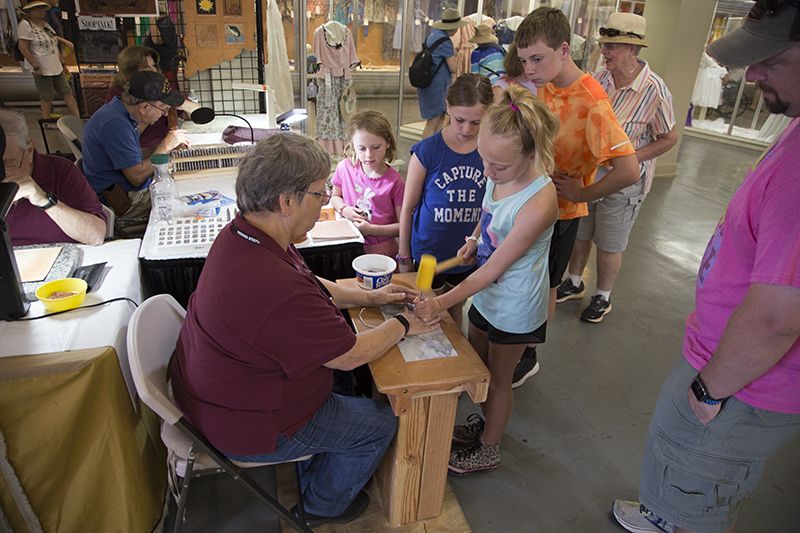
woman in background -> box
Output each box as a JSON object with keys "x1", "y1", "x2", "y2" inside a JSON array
[
  {"x1": 104, "y1": 46, "x2": 198, "y2": 156},
  {"x1": 16, "y1": 0, "x2": 80, "y2": 119}
]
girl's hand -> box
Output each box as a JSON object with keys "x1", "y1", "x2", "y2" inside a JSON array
[
  {"x1": 404, "y1": 309, "x2": 441, "y2": 336},
  {"x1": 458, "y1": 238, "x2": 478, "y2": 265},
  {"x1": 413, "y1": 295, "x2": 442, "y2": 322},
  {"x1": 398, "y1": 257, "x2": 413, "y2": 273},
  {"x1": 352, "y1": 218, "x2": 373, "y2": 234}
]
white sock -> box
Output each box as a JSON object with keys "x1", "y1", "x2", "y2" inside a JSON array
[
  {"x1": 568, "y1": 273, "x2": 582, "y2": 287},
  {"x1": 595, "y1": 289, "x2": 611, "y2": 300}
]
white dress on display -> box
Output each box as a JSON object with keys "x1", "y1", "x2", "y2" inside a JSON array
[
  {"x1": 265, "y1": 0, "x2": 294, "y2": 114},
  {"x1": 692, "y1": 52, "x2": 727, "y2": 108}
]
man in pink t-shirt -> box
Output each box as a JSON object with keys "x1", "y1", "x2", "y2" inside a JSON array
[{"x1": 612, "y1": 4, "x2": 800, "y2": 533}]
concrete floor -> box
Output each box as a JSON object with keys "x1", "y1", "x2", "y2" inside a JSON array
[{"x1": 12, "y1": 103, "x2": 799, "y2": 533}]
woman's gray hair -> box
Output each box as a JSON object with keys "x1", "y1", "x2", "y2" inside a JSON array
[
  {"x1": 236, "y1": 132, "x2": 331, "y2": 214},
  {"x1": 0, "y1": 109, "x2": 30, "y2": 150}
]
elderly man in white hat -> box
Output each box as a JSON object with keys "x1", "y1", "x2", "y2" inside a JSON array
[
  {"x1": 554, "y1": 11, "x2": 677, "y2": 324},
  {"x1": 469, "y1": 24, "x2": 506, "y2": 83},
  {"x1": 612, "y1": 2, "x2": 800, "y2": 533},
  {"x1": 417, "y1": 8, "x2": 469, "y2": 139}
]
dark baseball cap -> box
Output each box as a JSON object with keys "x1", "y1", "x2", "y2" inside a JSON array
[
  {"x1": 128, "y1": 70, "x2": 185, "y2": 107},
  {"x1": 707, "y1": 0, "x2": 800, "y2": 68}
]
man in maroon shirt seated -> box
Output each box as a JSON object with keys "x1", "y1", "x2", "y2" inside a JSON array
[
  {"x1": 1, "y1": 110, "x2": 106, "y2": 246},
  {"x1": 171, "y1": 133, "x2": 441, "y2": 528}
]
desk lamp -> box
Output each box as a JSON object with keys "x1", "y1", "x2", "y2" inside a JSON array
[
  {"x1": 276, "y1": 109, "x2": 308, "y2": 131},
  {"x1": 0, "y1": 127, "x2": 30, "y2": 319},
  {"x1": 190, "y1": 107, "x2": 255, "y2": 144}
]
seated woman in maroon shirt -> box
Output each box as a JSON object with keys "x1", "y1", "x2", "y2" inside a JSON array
[
  {"x1": 104, "y1": 46, "x2": 199, "y2": 157},
  {"x1": 171, "y1": 133, "x2": 441, "y2": 528},
  {"x1": 1, "y1": 109, "x2": 105, "y2": 246}
]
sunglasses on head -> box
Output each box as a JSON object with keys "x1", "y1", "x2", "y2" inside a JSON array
[
  {"x1": 599, "y1": 27, "x2": 643, "y2": 39},
  {"x1": 754, "y1": 0, "x2": 800, "y2": 40}
]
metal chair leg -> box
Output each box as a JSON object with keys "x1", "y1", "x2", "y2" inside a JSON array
[{"x1": 172, "y1": 447, "x2": 198, "y2": 533}]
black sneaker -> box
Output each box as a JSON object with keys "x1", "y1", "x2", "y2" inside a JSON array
[
  {"x1": 292, "y1": 490, "x2": 369, "y2": 528},
  {"x1": 511, "y1": 348, "x2": 539, "y2": 389},
  {"x1": 581, "y1": 294, "x2": 612, "y2": 323},
  {"x1": 556, "y1": 278, "x2": 585, "y2": 302}
]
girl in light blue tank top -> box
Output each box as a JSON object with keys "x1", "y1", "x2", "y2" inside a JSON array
[{"x1": 414, "y1": 86, "x2": 560, "y2": 475}]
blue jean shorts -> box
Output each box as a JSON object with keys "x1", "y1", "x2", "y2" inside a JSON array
[{"x1": 639, "y1": 356, "x2": 800, "y2": 532}]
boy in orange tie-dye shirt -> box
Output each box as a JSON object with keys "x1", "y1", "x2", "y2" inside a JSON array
[{"x1": 510, "y1": 7, "x2": 639, "y2": 387}]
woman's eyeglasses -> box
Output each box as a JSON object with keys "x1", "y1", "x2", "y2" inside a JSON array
[
  {"x1": 599, "y1": 27, "x2": 644, "y2": 39},
  {"x1": 305, "y1": 186, "x2": 332, "y2": 204}
]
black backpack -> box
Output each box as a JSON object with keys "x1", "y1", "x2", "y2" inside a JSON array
[
  {"x1": 409, "y1": 36, "x2": 450, "y2": 89},
  {"x1": 4, "y1": 22, "x2": 25, "y2": 62}
]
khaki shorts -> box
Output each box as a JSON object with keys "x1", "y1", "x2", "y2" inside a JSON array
[
  {"x1": 33, "y1": 73, "x2": 73, "y2": 101},
  {"x1": 576, "y1": 181, "x2": 646, "y2": 254},
  {"x1": 639, "y1": 356, "x2": 800, "y2": 532}
]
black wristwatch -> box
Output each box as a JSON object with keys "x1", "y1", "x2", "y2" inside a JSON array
[
  {"x1": 393, "y1": 314, "x2": 410, "y2": 336},
  {"x1": 690, "y1": 374, "x2": 726, "y2": 405},
  {"x1": 38, "y1": 192, "x2": 58, "y2": 211}
]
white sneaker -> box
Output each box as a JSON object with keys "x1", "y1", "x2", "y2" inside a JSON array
[{"x1": 612, "y1": 500, "x2": 676, "y2": 533}]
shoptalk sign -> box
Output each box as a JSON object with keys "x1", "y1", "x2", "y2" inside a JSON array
[{"x1": 78, "y1": 16, "x2": 117, "y2": 32}]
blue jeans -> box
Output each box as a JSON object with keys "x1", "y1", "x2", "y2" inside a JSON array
[{"x1": 223, "y1": 393, "x2": 397, "y2": 517}]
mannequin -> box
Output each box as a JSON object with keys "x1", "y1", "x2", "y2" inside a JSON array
[{"x1": 313, "y1": 20, "x2": 359, "y2": 154}]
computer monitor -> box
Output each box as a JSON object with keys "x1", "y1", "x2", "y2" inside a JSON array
[{"x1": 0, "y1": 124, "x2": 30, "y2": 320}]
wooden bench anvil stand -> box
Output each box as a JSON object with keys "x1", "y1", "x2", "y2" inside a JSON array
[{"x1": 340, "y1": 273, "x2": 490, "y2": 526}]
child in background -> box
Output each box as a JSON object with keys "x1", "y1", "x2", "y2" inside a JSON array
[
  {"x1": 415, "y1": 86, "x2": 559, "y2": 475},
  {"x1": 491, "y1": 43, "x2": 537, "y2": 103},
  {"x1": 331, "y1": 110, "x2": 405, "y2": 258},
  {"x1": 470, "y1": 24, "x2": 506, "y2": 84},
  {"x1": 398, "y1": 73, "x2": 494, "y2": 328}
]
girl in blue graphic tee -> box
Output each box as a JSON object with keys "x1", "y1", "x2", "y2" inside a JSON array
[
  {"x1": 398, "y1": 73, "x2": 494, "y2": 327},
  {"x1": 414, "y1": 86, "x2": 559, "y2": 475}
]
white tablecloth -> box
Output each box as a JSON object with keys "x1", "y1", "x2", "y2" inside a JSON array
[
  {"x1": 139, "y1": 174, "x2": 363, "y2": 260},
  {"x1": 0, "y1": 239, "x2": 142, "y2": 401}
]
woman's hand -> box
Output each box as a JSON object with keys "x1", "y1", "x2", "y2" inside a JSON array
[
  {"x1": 401, "y1": 309, "x2": 441, "y2": 336},
  {"x1": 413, "y1": 295, "x2": 442, "y2": 323},
  {"x1": 369, "y1": 283, "x2": 419, "y2": 306},
  {"x1": 32, "y1": 66, "x2": 43, "y2": 78}
]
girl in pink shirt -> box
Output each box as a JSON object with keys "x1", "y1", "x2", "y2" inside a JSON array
[{"x1": 331, "y1": 110, "x2": 405, "y2": 259}]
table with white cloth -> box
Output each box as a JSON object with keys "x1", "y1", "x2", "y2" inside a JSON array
[{"x1": 0, "y1": 239, "x2": 167, "y2": 533}]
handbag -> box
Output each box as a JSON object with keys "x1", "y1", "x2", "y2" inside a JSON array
[{"x1": 340, "y1": 85, "x2": 357, "y2": 122}]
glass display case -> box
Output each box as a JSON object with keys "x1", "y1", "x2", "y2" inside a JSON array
[{"x1": 687, "y1": 0, "x2": 790, "y2": 145}]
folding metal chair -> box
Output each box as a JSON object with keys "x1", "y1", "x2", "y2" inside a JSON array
[{"x1": 126, "y1": 294, "x2": 313, "y2": 533}]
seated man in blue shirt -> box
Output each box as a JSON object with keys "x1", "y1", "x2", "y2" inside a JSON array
[{"x1": 82, "y1": 70, "x2": 189, "y2": 224}]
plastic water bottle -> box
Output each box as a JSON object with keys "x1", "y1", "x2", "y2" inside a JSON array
[{"x1": 149, "y1": 154, "x2": 180, "y2": 224}]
